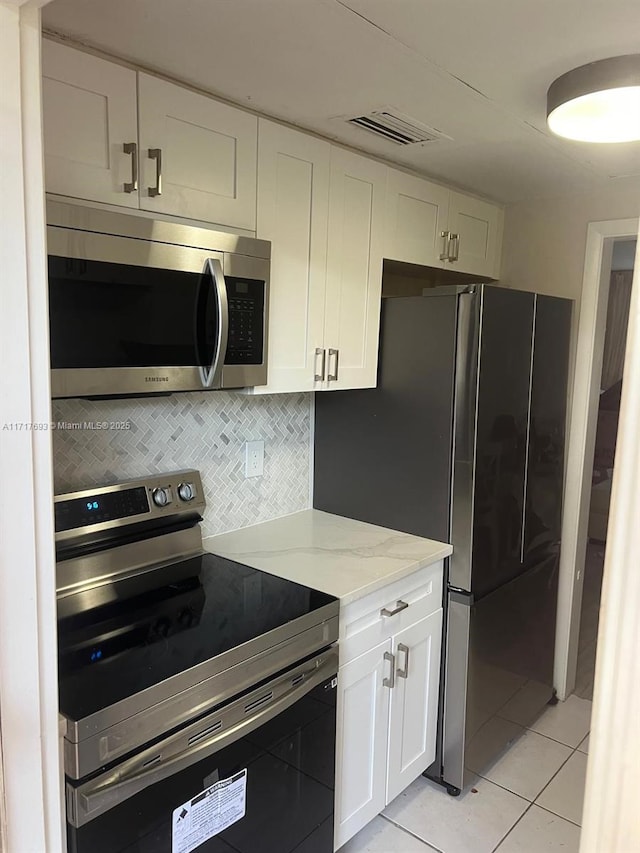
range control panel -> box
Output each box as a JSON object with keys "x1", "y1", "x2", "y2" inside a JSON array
[{"x1": 54, "y1": 470, "x2": 205, "y2": 539}]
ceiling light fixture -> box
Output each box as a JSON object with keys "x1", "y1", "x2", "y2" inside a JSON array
[{"x1": 546, "y1": 54, "x2": 640, "y2": 143}]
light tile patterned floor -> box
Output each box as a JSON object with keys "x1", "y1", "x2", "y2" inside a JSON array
[{"x1": 341, "y1": 696, "x2": 592, "y2": 853}]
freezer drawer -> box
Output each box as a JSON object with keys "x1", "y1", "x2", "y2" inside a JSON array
[{"x1": 442, "y1": 555, "x2": 558, "y2": 791}]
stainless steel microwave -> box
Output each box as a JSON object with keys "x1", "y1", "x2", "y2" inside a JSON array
[{"x1": 46, "y1": 201, "x2": 270, "y2": 398}]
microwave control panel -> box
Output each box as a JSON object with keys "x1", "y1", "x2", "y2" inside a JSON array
[{"x1": 226, "y1": 277, "x2": 265, "y2": 365}]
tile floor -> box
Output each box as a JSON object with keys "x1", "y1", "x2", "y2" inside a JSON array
[{"x1": 341, "y1": 694, "x2": 592, "y2": 853}]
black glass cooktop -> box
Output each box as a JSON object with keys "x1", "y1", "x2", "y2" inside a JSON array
[{"x1": 57, "y1": 553, "x2": 336, "y2": 722}]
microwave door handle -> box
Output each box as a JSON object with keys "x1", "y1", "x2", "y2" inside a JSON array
[{"x1": 198, "y1": 258, "x2": 228, "y2": 389}]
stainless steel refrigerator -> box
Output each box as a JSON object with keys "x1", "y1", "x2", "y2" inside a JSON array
[{"x1": 313, "y1": 284, "x2": 572, "y2": 794}]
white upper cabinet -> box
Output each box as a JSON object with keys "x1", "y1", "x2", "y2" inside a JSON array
[
  {"x1": 385, "y1": 169, "x2": 450, "y2": 268},
  {"x1": 42, "y1": 40, "x2": 139, "y2": 208},
  {"x1": 41, "y1": 41, "x2": 257, "y2": 230},
  {"x1": 446, "y1": 191, "x2": 503, "y2": 277},
  {"x1": 323, "y1": 148, "x2": 386, "y2": 391},
  {"x1": 253, "y1": 120, "x2": 330, "y2": 394},
  {"x1": 253, "y1": 136, "x2": 384, "y2": 394},
  {"x1": 137, "y1": 74, "x2": 257, "y2": 230},
  {"x1": 385, "y1": 167, "x2": 503, "y2": 278}
]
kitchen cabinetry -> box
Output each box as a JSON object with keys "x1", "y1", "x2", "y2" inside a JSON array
[
  {"x1": 42, "y1": 40, "x2": 139, "y2": 208},
  {"x1": 445, "y1": 191, "x2": 503, "y2": 277},
  {"x1": 385, "y1": 167, "x2": 503, "y2": 278},
  {"x1": 42, "y1": 41, "x2": 257, "y2": 230},
  {"x1": 254, "y1": 120, "x2": 330, "y2": 393},
  {"x1": 384, "y1": 169, "x2": 450, "y2": 269},
  {"x1": 137, "y1": 74, "x2": 257, "y2": 229},
  {"x1": 323, "y1": 148, "x2": 386, "y2": 391},
  {"x1": 254, "y1": 132, "x2": 385, "y2": 393},
  {"x1": 335, "y1": 563, "x2": 443, "y2": 849}
]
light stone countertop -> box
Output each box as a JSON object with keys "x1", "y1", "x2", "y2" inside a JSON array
[{"x1": 203, "y1": 509, "x2": 452, "y2": 605}]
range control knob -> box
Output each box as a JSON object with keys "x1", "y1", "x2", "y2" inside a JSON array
[
  {"x1": 177, "y1": 483, "x2": 195, "y2": 502},
  {"x1": 152, "y1": 487, "x2": 171, "y2": 507}
]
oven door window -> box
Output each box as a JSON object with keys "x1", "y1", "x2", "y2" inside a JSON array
[
  {"x1": 48, "y1": 256, "x2": 219, "y2": 370},
  {"x1": 66, "y1": 675, "x2": 336, "y2": 853}
]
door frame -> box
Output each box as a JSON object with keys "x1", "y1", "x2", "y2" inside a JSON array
[
  {"x1": 555, "y1": 217, "x2": 638, "y2": 700},
  {"x1": 0, "y1": 2, "x2": 62, "y2": 852}
]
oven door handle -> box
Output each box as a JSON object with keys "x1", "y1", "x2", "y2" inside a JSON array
[
  {"x1": 197, "y1": 257, "x2": 229, "y2": 389},
  {"x1": 68, "y1": 649, "x2": 337, "y2": 828}
]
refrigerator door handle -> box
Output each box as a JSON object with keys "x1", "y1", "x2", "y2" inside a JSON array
[
  {"x1": 449, "y1": 589, "x2": 474, "y2": 605},
  {"x1": 520, "y1": 294, "x2": 536, "y2": 563}
]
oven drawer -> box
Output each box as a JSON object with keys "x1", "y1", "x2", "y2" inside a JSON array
[
  {"x1": 66, "y1": 648, "x2": 337, "y2": 853},
  {"x1": 339, "y1": 561, "x2": 444, "y2": 664}
]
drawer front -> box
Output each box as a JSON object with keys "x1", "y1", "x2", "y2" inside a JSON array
[{"x1": 339, "y1": 562, "x2": 443, "y2": 664}]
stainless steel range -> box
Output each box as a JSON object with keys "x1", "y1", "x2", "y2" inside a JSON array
[{"x1": 55, "y1": 470, "x2": 339, "y2": 853}]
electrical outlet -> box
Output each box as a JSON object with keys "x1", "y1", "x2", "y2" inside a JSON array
[{"x1": 244, "y1": 440, "x2": 264, "y2": 478}]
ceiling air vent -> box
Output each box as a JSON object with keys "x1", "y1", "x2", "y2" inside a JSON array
[{"x1": 345, "y1": 109, "x2": 450, "y2": 146}]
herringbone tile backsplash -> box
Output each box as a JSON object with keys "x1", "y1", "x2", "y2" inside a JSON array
[{"x1": 52, "y1": 393, "x2": 312, "y2": 537}]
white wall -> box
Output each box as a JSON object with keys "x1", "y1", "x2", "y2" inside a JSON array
[
  {"x1": 500, "y1": 188, "x2": 640, "y2": 700},
  {"x1": 500, "y1": 188, "x2": 640, "y2": 300}
]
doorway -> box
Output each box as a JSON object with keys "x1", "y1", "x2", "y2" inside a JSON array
[{"x1": 574, "y1": 238, "x2": 636, "y2": 701}]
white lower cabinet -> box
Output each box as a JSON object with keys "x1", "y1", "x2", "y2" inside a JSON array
[
  {"x1": 334, "y1": 565, "x2": 443, "y2": 850},
  {"x1": 335, "y1": 641, "x2": 391, "y2": 848},
  {"x1": 386, "y1": 611, "x2": 442, "y2": 803}
]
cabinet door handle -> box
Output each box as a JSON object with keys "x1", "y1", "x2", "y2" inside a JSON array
[
  {"x1": 314, "y1": 348, "x2": 326, "y2": 382},
  {"x1": 449, "y1": 233, "x2": 460, "y2": 262},
  {"x1": 123, "y1": 142, "x2": 138, "y2": 193},
  {"x1": 148, "y1": 148, "x2": 162, "y2": 197},
  {"x1": 327, "y1": 348, "x2": 339, "y2": 381},
  {"x1": 439, "y1": 230, "x2": 451, "y2": 261},
  {"x1": 383, "y1": 651, "x2": 395, "y2": 689},
  {"x1": 381, "y1": 600, "x2": 409, "y2": 618},
  {"x1": 397, "y1": 643, "x2": 410, "y2": 679}
]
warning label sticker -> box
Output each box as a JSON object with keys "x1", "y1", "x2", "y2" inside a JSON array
[{"x1": 172, "y1": 769, "x2": 247, "y2": 853}]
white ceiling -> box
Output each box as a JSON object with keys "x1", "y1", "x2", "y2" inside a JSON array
[{"x1": 42, "y1": 0, "x2": 640, "y2": 204}]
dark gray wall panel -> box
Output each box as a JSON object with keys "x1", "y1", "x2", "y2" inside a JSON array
[{"x1": 313, "y1": 295, "x2": 457, "y2": 543}]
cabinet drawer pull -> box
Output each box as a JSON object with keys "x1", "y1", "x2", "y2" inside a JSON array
[
  {"x1": 383, "y1": 651, "x2": 395, "y2": 689},
  {"x1": 123, "y1": 142, "x2": 138, "y2": 193},
  {"x1": 327, "y1": 348, "x2": 339, "y2": 381},
  {"x1": 148, "y1": 148, "x2": 162, "y2": 197},
  {"x1": 439, "y1": 230, "x2": 451, "y2": 261},
  {"x1": 381, "y1": 600, "x2": 409, "y2": 618},
  {"x1": 397, "y1": 643, "x2": 410, "y2": 679},
  {"x1": 314, "y1": 347, "x2": 326, "y2": 381}
]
